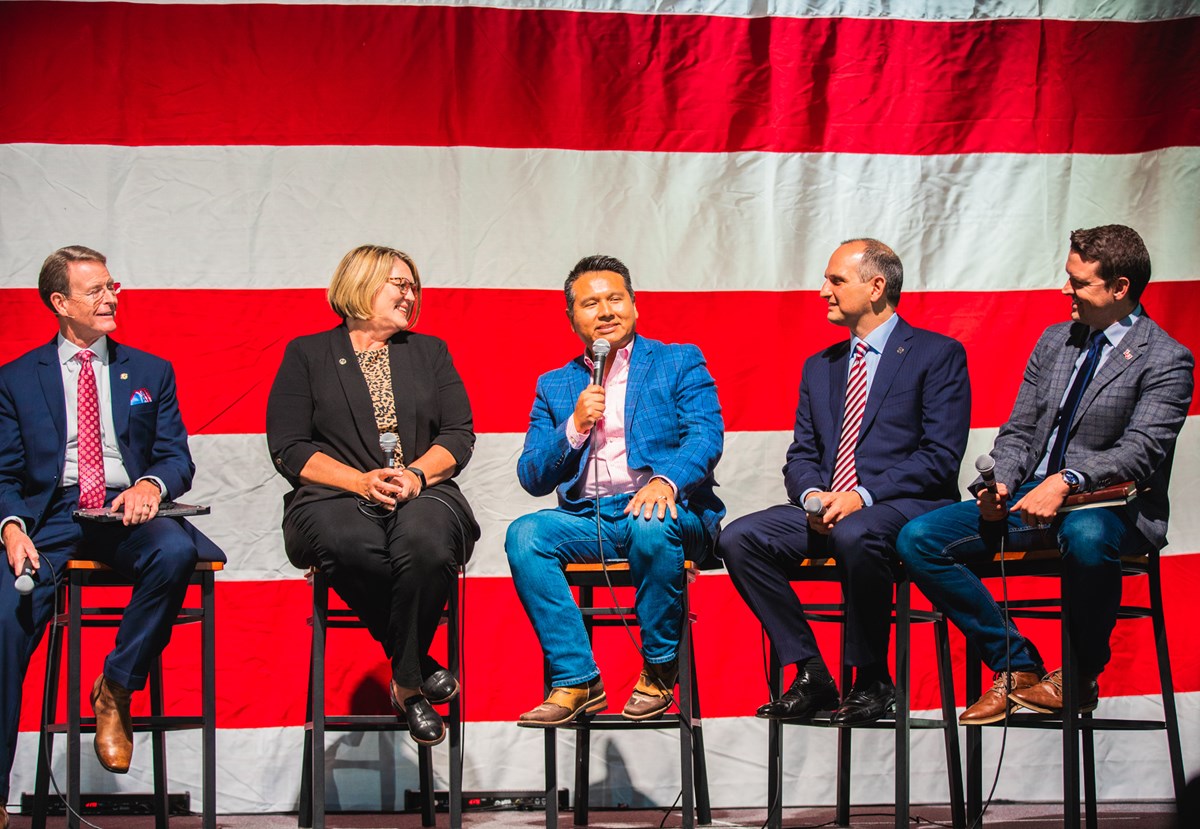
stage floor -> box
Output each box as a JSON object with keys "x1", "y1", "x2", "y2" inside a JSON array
[{"x1": 1, "y1": 802, "x2": 1179, "y2": 828}]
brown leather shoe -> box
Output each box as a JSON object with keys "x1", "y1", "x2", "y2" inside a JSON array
[
  {"x1": 959, "y1": 671, "x2": 1041, "y2": 725},
  {"x1": 90, "y1": 675, "x2": 133, "y2": 773},
  {"x1": 518, "y1": 676, "x2": 606, "y2": 727},
  {"x1": 1009, "y1": 669, "x2": 1099, "y2": 715},
  {"x1": 1, "y1": 802, "x2": 9, "y2": 829},
  {"x1": 622, "y1": 659, "x2": 678, "y2": 721}
]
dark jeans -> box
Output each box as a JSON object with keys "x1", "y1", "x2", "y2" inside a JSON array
[
  {"x1": 283, "y1": 493, "x2": 469, "y2": 687},
  {"x1": 895, "y1": 479, "x2": 1149, "y2": 677}
]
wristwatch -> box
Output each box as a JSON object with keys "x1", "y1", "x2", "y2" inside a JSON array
[
  {"x1": 406, "y1": 466, "x2": 427, "y2": 492},
  {"x1": 1060, "y1": 469, "x2": 1083, "y2": 493}
]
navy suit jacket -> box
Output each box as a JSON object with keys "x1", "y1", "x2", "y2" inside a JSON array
[
  {"x1": 0, "y1": 336, "x2": 223, "y2": 560},
  {"x1": 783, "y1": 317, "x2": 971, "y2": 521},
  {"x1": 517, "y1": 335, "x2": 725, "y2": 541}
]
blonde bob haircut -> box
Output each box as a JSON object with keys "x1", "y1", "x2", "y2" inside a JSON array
[{"x1": 327, "y1": 245, "x2": 423, "y2": 326}]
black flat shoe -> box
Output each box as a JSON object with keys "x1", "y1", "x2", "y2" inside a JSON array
[
  {"x1": 756, "y1": 665, "x2": 839, "y2": 720},
  {"x1": 421, "y1": 669, "x2": 460, "y2": 705},
  {"x1": 830, "y1": 680, "x2": 896, "y2": 726},
  {"x1": 390, "y1": 681, "x2": 446, "y2": 746}
]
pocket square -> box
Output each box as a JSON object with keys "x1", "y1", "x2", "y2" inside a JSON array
[{"x1": 130, "y1": 388, "x2": 153, "y2": 405}]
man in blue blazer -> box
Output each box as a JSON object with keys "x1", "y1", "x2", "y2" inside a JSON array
[
  {"x1": 718, "y1": 239, "x2": 971, "y2": 724},
  {"x1": 0, "y1": 246, "x2": 223, "y2": 820},
  {"x1": 506, "y1": 255, "x2": 724, "y2": 726}
]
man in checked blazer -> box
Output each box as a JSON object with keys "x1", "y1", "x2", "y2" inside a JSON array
[
  {"x1": 718, "y1": 239, "x2": 971, "y2": 725},
  {"x1": 898, "y1": 225, "x2": 1194, "y2": 723},
  {"x1": 506, "y1": 254, "x2": 724, "y2": 726}
]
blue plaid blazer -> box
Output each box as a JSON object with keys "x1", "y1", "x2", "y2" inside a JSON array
[{"x1": 517, "y1": 335, "x2": 725, "y2": 540}]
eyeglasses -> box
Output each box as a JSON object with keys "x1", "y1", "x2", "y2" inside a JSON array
[
  {"x1": 386, "y1": 276, "x2": 416, "y2": 294},
  {"x1": 69, "y1": 282, "x2": 121, "y2": 304}
]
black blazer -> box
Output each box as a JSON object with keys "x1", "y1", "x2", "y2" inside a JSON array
[{"x1": 266, "y1": 325, "x2": 480, "y2": 566}]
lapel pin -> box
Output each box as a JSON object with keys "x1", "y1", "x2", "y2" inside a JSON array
[
  {"x1": 1123, "y1": 348, "x2": 1133, "y2": 360},
  {"x1": 120, "y1": 372, "x2": 128, "y2": 380},
  {"x1": 896, "y1": 346, "x2": 905, "y2": 354},
  {"x1": 338, "y1": 358, "x2": 347, "y2": 365}
]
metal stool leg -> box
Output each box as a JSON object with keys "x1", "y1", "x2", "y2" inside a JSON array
[
  {"x1": 66, "y1": 572, "x2": 82, "y2": 829},
  {"x1": 1148, "y1": 557, "x2": 1186, "y2": 805},
  {"x1": 311, "y1": 573, "x2": 328, "y2": 829},
  {"x1": 894, "y1": 582, "x2": 911, "y2": 829},
  {"x1": 149, "y1": 658, "x2": 169, "y2": 829},
  {"x1": 934, "y1": 618, "x2": 966, "y2": 829},
  {"x1": 766, "y1": 647, "x2": 783, "y2": 829},
  {"x1": 201, "y1": 570, "x2": 217, "y2": 829},
  {"x1": 33, "y1": 589, "x2": 65, "y2": 829},
  {"x1": 689, "y1": 641, "x2": 711, "y2": 825}
]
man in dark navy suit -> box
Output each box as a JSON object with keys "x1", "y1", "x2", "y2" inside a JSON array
[
  {"x1": 718, "y1": 239, "x2": 971, "y2": 724},
  {"x1": 0, "y1": 246, "x2": 224, "y2": 823}
]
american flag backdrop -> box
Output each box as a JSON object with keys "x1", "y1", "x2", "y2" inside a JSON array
[{"x1": 2, "y1": 0, "x2": 1199, "y2": 813}]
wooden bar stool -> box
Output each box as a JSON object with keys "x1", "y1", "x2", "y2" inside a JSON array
[
  {"x1": 32, "y1": 559, "x2": 221, "y2": 829},
  {"x1": 299, "y1": 567, "x2": 463, "y2": 829},
  {"x1": 764, "y1": 557, "x2": 965, "y2": 829},
  {"x1": 541, "y1": 560, "x2": 711, "y2": 828},
  {"x1": 963, "y1": 545, "x2": 1186, "y2": 828}
]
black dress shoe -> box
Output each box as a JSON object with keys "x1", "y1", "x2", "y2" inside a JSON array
[
  {"x1": 421, "y1": 669, "x2": 460, "y2": 705},
  {"x1": 390, "y1": 681, "x2": 447, "y2": 746},
  {"x1": 756, "y1": 666, "x2": 839, "y2": 720},
  {"x1": 830, "y1": 679, "x2": 896, "y2": 726}
]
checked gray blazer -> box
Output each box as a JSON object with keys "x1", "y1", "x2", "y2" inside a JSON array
[{"x1": 982, "y1": 315, "x2": 1193, "y2": 550}]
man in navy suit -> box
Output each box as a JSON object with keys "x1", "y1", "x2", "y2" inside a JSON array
[
  {"x1": 506, "y1": 254, "x2": 724, "y2": 726},
  {"x1": 718, "y1": 239, "x2": 971, "y2": 724},
  {"x1": 0, "y1": 246, "x2": 224, "y2": 822}
]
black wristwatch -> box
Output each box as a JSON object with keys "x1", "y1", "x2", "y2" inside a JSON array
[
  {"x1": 1060, "y1": 469, "x2": 1083, "y2": 493},
  {"x1": 406, "y1": 466, "x2": 427, "y2": 492}
]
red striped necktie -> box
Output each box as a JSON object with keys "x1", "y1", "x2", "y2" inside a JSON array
[
  {"x1": 76, "y1": 349, "x2": 106, "y2": 508},
  {"x1": 831, "y1": 341, "x2": 869, "y2": 493}
]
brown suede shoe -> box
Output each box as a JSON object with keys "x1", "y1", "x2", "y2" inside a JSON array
[
  {"x1": 959, "y1": 671, "x2": 1041, "y2": 725},
  {"x1": 622, "y1": 659, "x2": 678, "y2": 721},
  {"x1": 518, "y1": 676, "x2": 606, "y2": 727},
  {"x1": 1009, "y1": 669, "x2": 1099, "y2": 715},
  {"x1": 90, "y1": 674, "x2": 133, "y2": 773}
]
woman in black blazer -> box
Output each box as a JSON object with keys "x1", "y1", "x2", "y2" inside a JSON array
[{"x1": 267, "y1": 245, "x2": 479, "y2": 745}]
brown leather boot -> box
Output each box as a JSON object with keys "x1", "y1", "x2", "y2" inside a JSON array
[
  {"x1": 90, "y1": 675, "x2": 134, "y2": 773},
  {"x1": 622, "y1": 659, "x2": 678, "y2": 721},
  {"x1": 959, "y1": 671, "x2": 1040, "y2": 725},
  {"x1": 518, "y1": 676, "x2": 606, "y2": 727},
  {"x1": 1009, "y1": 669, "x2": 1099, "y2": 714}
]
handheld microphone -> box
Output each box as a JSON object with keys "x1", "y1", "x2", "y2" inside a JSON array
[
  {"x1": 14, "y1": 562, "x2": 36, "y2": 595},
  {"x1": 591, "y1": 338, "x2": 611, "y2": 386},
  {"x1": 379, "y1": 432, "x2": 399, "y2": 468},
  {"x1": 803, "y1": 495, "x2": 827, "y2": 518},
  {"x1": 975, "y1": 454, "x2": 999, "y2": 495}
]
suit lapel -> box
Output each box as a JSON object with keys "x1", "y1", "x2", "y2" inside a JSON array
[
  {"x1": 827, "y1": 340, "x2": 851, "y2": 428},
  {"x1": 388, "y1": 334, "x2": 419, "y2": 464},
  {"x1": 1071, "y1": 316, "x2": 1146, "y2": 429},
  {"x1": 329, "y1": 327, "x2": 381, "y2": 460},
  {"x1": 625, "y1": 336, "x2": 652, "y2": 429},
  {"x1": 36, "y1": 338, "x2": 67, "y2": 449},
  {"x1": 109, "y1": 339, "x2": 132, "y2": 447},
  {"x1": 859, "y1": 318, "x2": 912, "y2": 437}
]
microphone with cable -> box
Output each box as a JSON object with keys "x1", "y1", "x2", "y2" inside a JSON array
[
  {"x1": 379, "y1": 432, "x2": 399, "y2": 468},
  {"x1": 590, "y1": 338, "x2": 611, "y2": 386},
  {"x1": 975, "y1": 453, "x2": 1007, "y2": 542},
  {"x1": 975, "y1": 453, "x2": 1000, "y2": 496},
  {"x1": 14, "y1": 562, "x2": 36, "y2": 595},
  {"x1": 803, "y1": 495, "x2": 827, "y2": 518}
]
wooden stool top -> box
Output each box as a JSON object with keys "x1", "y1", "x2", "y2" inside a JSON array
[{"x1": 66, "y1": 559, "x2": 224, "y2": 572}]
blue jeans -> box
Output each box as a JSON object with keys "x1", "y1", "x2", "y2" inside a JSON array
[
  {"x1": 505, "y1": 495, "x2": 708, "y2": 687},
  {"x1": 896, "y1": 480, "x2": 1149, "y2": 677}
]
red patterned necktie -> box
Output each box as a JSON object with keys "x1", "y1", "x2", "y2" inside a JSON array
[
  {"x1": 76, "y1": 349, "x2": 106, "y2": 508},
  {"x1": 831, "y1": 342, "x2": 870, "y2": 493}
]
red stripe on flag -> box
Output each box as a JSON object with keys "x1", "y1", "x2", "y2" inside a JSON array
[
  {"x1": 2, "y1": 3, "x2": 1197, "y2": 154},
  {"x1": 18, "y1": 551, "x2": 1200, "y2": 730},
  {"x1": 2, "y1": 282, "x2": 1197, "y2": 434}
]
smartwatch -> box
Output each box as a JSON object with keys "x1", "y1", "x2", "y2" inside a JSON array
[
  {"x1": 406, "y1": 466, "x2": 427, "y2": 492},
  {"x1": 1060, "y1": 469, "x2": 1083, "y2": 493}
]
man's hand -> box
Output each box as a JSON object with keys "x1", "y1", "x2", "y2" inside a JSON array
[
  {"x1": 3, "y1": 521, "x2": 39, "y2": 576},
  {"x1": 1011, "y1": 476, "x2": 1069, "y2": 526},
  {"x1": 806, "y1": 490, "x2": 864, "y2": 534},
  {"x1": 111, "y1": 479, "x2": 163, "y2": 526},
  {"x1": 358, "y1": 468, "x2": 404, "y2": 509},
  {"x1": 975, "y1": 482, "x2": 1009, "y2": 522},
  {"x1": 572, "y1": 385, "x2": 606, "y2": 434},
  {"x1": 625, "y1": 478, "x2": 677, "y2": 522}
]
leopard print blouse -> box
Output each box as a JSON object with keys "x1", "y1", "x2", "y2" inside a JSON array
[{"x1": 355, "y1": 346, "x2": 402, "y2": 466}]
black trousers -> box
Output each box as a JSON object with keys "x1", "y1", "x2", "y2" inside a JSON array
[
  {"x1": 718, "y1": 502, "x2": 907, "y2": 672},
  {"x1": 283, "y1": 493, "x2": 469, "y2": 687}
]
